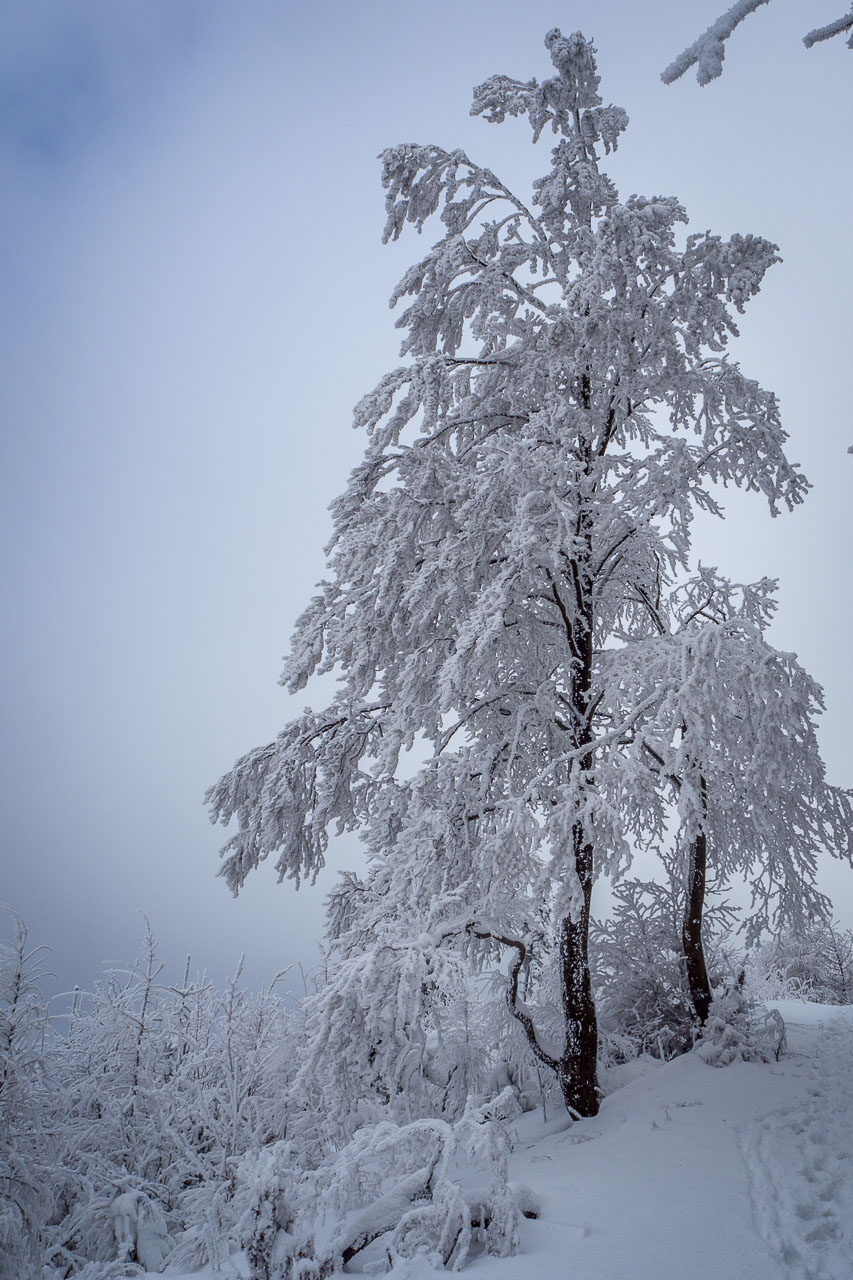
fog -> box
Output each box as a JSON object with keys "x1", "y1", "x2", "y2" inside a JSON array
[{"x1": 1, "y1": 0, "x2": 850, "y2": 1000}]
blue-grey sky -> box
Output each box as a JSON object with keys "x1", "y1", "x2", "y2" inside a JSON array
[{"x1": 1, "y1": 0, "x2": 850, "y2": 998}]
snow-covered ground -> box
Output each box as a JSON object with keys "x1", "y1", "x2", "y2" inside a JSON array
[
  {"x1": 165, "y1": 1001, "x2": 853, "y2": 1280},
  {"x1": 480, "y1": 1000, "x2": 853, "y2": 1280}
]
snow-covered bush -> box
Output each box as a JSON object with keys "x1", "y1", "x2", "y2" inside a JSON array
[
  {"x1": 293, "y1": 914, "x2": 494, "y2": 1144},
  {"x1": 1, "y1": 911, "x2": 530, "y2": 1276},
  {"x1": 744, "y1": 923, "x2": 853, "y2": 1005},
  {"x1": 110, "y1": 1190, "x2": 172, "y2": 1272},
  {"x1": 693, "y1": 981, "x2": 786, "y2": 1066},
  {"x1": 308, "y1": 822, "x2": 562, "y2": 1141},
  {"x1": 42, "y1": 924, "x2": 295, "y2": 1275},
  {"x1": 235, "y1": 1092, "x2": 521, "y2": 1278}
]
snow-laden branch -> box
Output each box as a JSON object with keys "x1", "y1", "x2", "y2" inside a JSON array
[
  {"x1": 804, "y1": 8, "x2": 853, "y2": 47},
  {"x1": 663, "y1": 1, "x2": 853, "y2": 85},
  {"x1": 661, "y1": 1, "x2": 773, "y2": 85}
]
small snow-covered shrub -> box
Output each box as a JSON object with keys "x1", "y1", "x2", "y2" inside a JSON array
[
  {"x1": 110, "y1": 1191, "x2": 171, "y2": 1272},
  {"x1": 232, "y1": 1141, "x2": 310, "y2": 1280},
  {"x1": 694, "y1": 982, "x2": 786, "y2": 1066},
  {"x1": 293, "y1": 933, "x2": 489, "y2": 1142}
]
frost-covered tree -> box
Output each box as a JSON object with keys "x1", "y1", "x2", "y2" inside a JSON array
[
  {"x1": 746, "y1": 921, "x2": 853, "y2": 1004},
  {"x1": 662, "y1": 1, "x2": 852, "y2": 86},
  {"x1": 0, "y1": 911, "x2": 55, "y2": 1278},
  {"x1": 615, "y1": 570, "x2": 852, "y2": 1023},
  {"x1": 208, "y1": 30, "x2": 807, "y2": 1118},
  {"x1": 592, "y1": 854, "x2": 737, "y2": 1062}
]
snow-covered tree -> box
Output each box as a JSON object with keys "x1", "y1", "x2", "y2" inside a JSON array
[
  {"x1": 612, "y1": 570, "x2": 852, "y2": 1023},
  {"x1": 0, "y1": 911, "x2": 55, "y2": 1279},
  {"x1": 208, "y1": 30, "x2": 807, "y2": 1118},
  {"x1": 746, "y1": 921, "x2": 853, "y2": 1004},
  {"x1": 592, "y1": 853, "x2": 737, "y2": 1061},
  {"x1": 662, "y1": 1, "x2": 852, "y2": 86}
]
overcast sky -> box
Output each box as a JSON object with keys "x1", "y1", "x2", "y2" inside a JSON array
[{"x1": 1, "y1": 0, "x2": 850, "y2": 1000}]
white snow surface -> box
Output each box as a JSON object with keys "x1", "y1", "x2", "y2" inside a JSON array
[{"x1": 164, "y1": 1001, "x2": 853, "y2": 1280}]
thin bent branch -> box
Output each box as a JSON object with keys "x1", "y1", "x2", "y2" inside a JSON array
[{"x1": 466, "y1": 925, "x2": 560, "y2": 1074}]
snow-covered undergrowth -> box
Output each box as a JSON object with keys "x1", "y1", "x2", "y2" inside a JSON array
[
  {"x1": 160, "y1": 1002, "x2": 853, "y2": 1280},
  {"x1": 7, "y1": 910, "x2": 853, "y2": 1280},
  {"x1": 445, "y1": 1001, "x2": 853, "y2": 1280},
  {"x1": 3, "y1": 899, "x2": 852, "y2": 1278}
]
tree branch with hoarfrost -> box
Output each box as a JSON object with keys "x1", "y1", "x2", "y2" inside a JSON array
[{"x1": 662, "y1": 1, "x2": 853, "y2": 85}]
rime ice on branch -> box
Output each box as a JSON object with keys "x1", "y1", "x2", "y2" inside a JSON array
[
  {"x1": 662, "y1": 1, "x2": 853, "y2": 86},
  {"x1": 208, "y1": 30, "x2": 845, "y2": 1119}
]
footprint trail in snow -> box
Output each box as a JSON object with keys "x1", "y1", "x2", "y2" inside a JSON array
[{"x1": 743, "y1": 1014, "x2": 853, "y2": 1279}]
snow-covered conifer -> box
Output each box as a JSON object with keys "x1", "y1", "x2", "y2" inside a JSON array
[{"x1": 209, "y1": 30, "x2": 807, "y2": 1118}]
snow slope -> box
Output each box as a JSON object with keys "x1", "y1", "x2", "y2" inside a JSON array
[
  {"x1": 166, "y1": 1001, "x2": 853, "y2": 1280},
  {"x1": 393, "y1": 1002, "x2": 853, "y2": 1280}
]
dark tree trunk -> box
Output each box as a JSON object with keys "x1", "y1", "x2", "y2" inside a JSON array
[
  {"x1": 547, "y1": 433, "x2": 600, "y2": 1118},
  {"x1": 557, "y1": 848, "x2": 599, "y2": 1116},
  {"x1": 558, "y1": 501, "x2": 600, "y2": 1117},
  {"x1": 681, "y1": 776, "x2": 712, "y2": 1024}
]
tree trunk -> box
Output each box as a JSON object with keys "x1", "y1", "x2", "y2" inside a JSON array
[
  {"x1": 557, "y1": 838, "x2": 599, "y2": 1117},
  {"x1": 550, "y1": 456, "x2": 600, "y2": 1118},
  {"x1": 681, "y1": 776, "x2": 712, "y2": 1024},
  {"x1": 556, "y1": 504, "x2": 600, "y2": 1117}
]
